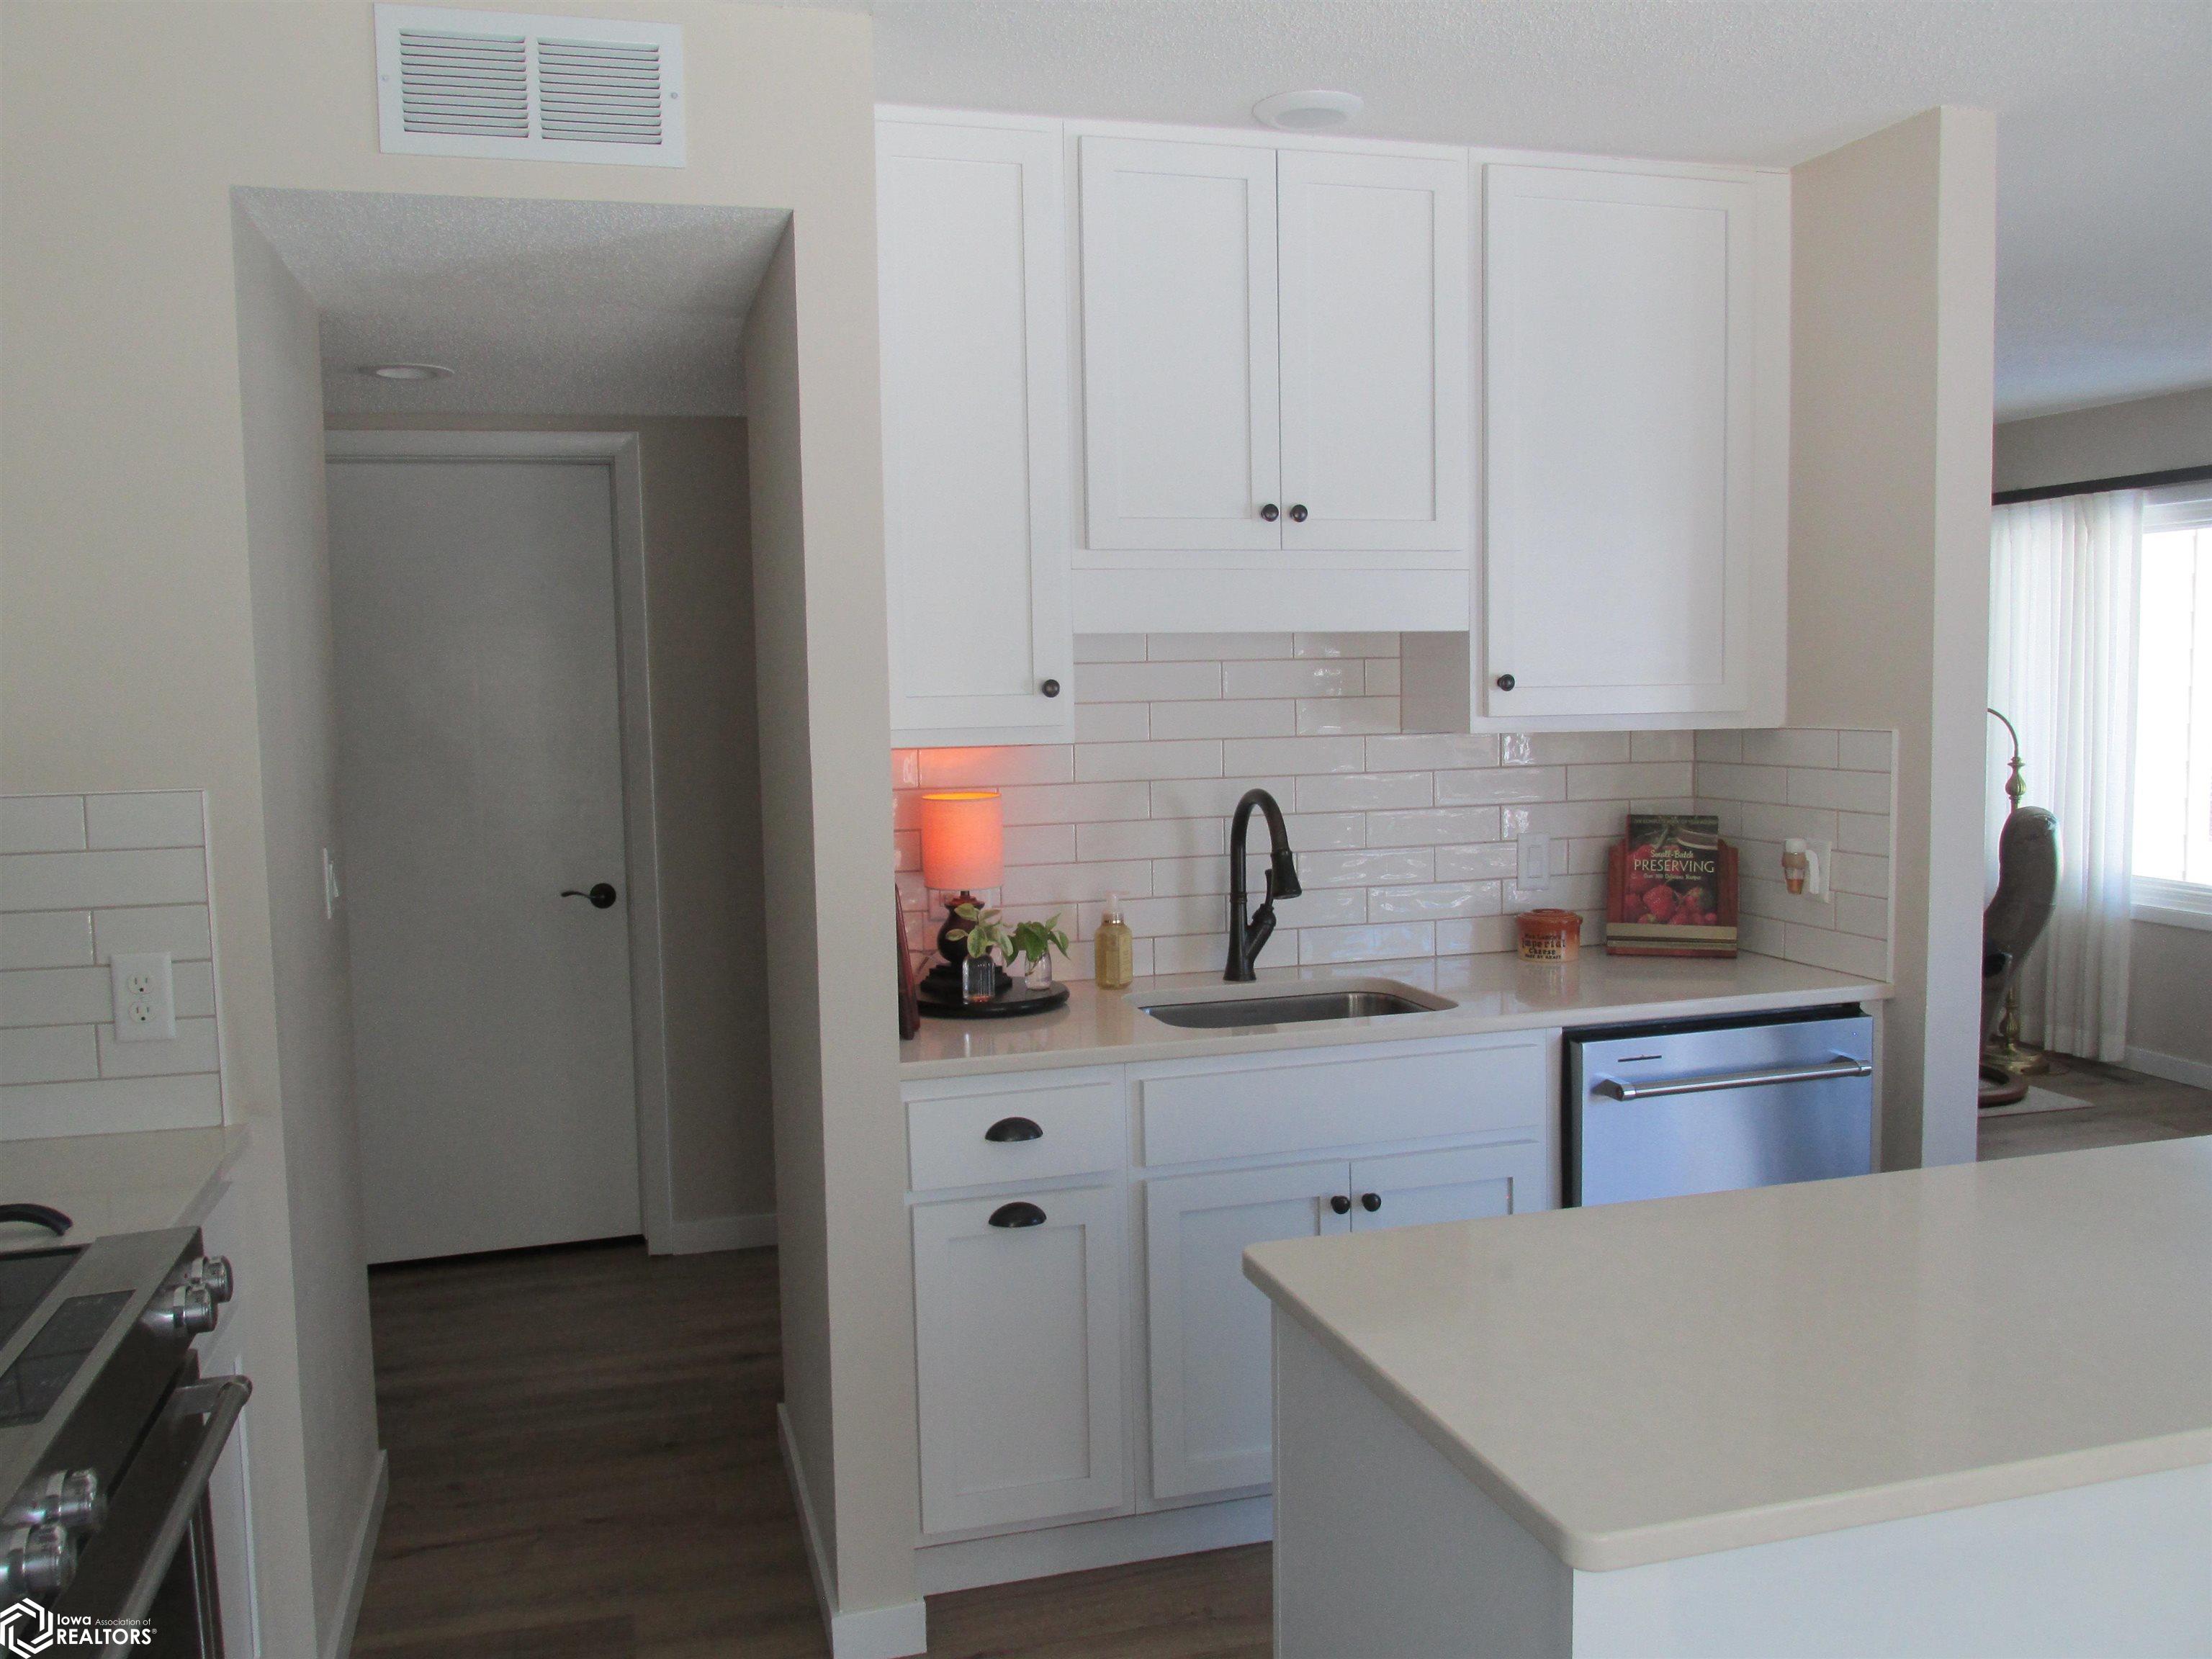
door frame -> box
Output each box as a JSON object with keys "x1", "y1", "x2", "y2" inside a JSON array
[{"x1": 323, "y1": 428, "x2": 675, "y2": 1253}]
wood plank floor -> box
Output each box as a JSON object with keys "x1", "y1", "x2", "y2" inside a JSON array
[
  {"x1": 353, "y1": 1240, "x2": 1267, "y2": 1658},
  {"x1": 354, "y1": 1061, "x2": 2209, "y2": 1656}
]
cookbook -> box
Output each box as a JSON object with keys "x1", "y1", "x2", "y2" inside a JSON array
[{"x1": 1605, "y1": 812, "x2": 1739, "y2": 958}]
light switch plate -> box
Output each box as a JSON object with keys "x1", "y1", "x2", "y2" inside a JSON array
[
  {"x1": 1516, "y1": 832, "x2": 1552, "y2": 889},
  {"x1": 110, "y1": 950, "x2": 176, "y2": 1042}
]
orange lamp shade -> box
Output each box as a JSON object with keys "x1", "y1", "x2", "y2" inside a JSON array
[{"x1": 919, "y1": 790, "x2": 1004, "y2": 892}]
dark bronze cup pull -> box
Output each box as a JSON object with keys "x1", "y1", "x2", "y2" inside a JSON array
[
  {"x1": 988, "y1": 1201, "x2": 1048, "y2": 1229},
  {"x1": 984, "y1": 1117, "x2": 1043, "y2": 1143},
  {"x1": 561, "y1": 884, "x2": 619, "y2": 909}
]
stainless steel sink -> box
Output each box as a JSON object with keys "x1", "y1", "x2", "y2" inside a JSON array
[{"x1": 1138, "y1": 986, "x2": 1447, "y2": 1030}]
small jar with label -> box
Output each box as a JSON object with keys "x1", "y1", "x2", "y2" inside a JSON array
[
  {"x1": 1516, "y1": 908, "x2": 1582, "y2": 963},
  {"x1": 1094, "y1": 895, "x2": 1136, "y2": 990}
]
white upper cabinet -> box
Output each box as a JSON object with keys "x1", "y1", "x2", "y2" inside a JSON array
[
  {"x1": 878, "y1": 117, "x2": 1073, "y2": 745},
  {"x1": 1276, "y1": 150, "x2": 1469, "y2": 554},
  {"x1": 1078, "y1": 137, "x2": 1282, "y2": 553},
  {"x1": 1473, "y1": 163, "x2": 1785, "y2": 724},
  {"x1": 1074, "y1": 133, "x2": 1471, "y2": 631}
]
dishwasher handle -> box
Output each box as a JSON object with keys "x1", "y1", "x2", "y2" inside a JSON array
[{"x1": 1596, "y1": 1056, "x2": 1872, "y2": 1102}]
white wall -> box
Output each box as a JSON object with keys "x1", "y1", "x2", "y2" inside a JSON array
[
  {"x1": 1992, "y1": 387, "x2": 2212, "y2": 1078},
  {"x1": 1788, "y1": 108, "x2": 1997, "y2": 1169},
  {"x1": 1994, "y1": 385, "x2": 2212, "y2": 494},
  {"x1": 330, "y1": 413, "x2": 775, "y2": 1241},
  {"x1": 1, "y1": 2, "x2": 899, "y2": 1645}
]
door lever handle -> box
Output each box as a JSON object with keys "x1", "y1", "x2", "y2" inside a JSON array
[{"x1": 562, "y1": 884, "x2": 619, "y2": 909}]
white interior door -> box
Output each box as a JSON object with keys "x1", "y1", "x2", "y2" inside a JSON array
[
  {"x1": 1483, "y1": 165, "x2": 1756, "y2": 718},
  {"x1": 1079, "y1": 135, "x2": 1281, "y2": 552},
  {"x1": 1144, "y1": 1159, "x2": 1349, "y2": 1499},
  {"x1": 1277, "y1": 149, "x2": 1470, "y2": 553},
  {"x1": 328, "y1": 458, "x2": 642, "y2": 1264}
]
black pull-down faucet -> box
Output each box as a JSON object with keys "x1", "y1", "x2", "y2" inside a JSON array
[{"x1": 1226, "y1": 788, "x2": 1301, "y2": 981}]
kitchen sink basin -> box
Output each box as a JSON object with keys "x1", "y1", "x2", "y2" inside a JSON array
[{"x1": 1138, "y1": 986, "x2": 1449, "y2": 1031}]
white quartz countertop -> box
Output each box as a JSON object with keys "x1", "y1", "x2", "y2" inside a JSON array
[
  {"x1": 0, "y1": 1124, "x2": 247, "y2": 1247},
  {"x1": 1244, "y1": 1136, "x2": 2212, "y2": 1573},
  {"x1": 899, "y1": 950, "x2": 1889, "y2": 1079}
]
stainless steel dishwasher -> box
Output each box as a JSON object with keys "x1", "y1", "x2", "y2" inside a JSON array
[{"x1": 1565, "y1": 1004, "x2": 1875, "y2": 1206}]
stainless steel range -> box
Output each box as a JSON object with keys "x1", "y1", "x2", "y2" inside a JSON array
[{"x1": 0, "y1": 1211, "x2": 247, "y2": 1656}]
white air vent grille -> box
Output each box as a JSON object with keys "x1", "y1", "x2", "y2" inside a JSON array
[{"x1": 376, "y1": 6, "x2": 684, "y2": 167}]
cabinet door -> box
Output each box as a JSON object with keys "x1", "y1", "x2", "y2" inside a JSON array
[
  {"x1": 1484, "y1": 165, "x2": 1758, "y2": 718},
  {"x1": 879, "y1": 120, "x2": 1072, "y2": 743},
  {"x1": 1277, "y1": 150, "x2": 1470, "y2": 553},
  {"x1": 1079, "y1": 136, "x2": 1282, "y2": 552},
  {"x1": 1144, "y1": 1159, "x2": 1349, "y2": 1499},
  {"x1": 1348, "y1": 1141, "x2": 1550, "y2": 1231},
  {"x1": 912, "y1": 1184, "x2": 1124, "y2": 1534}
]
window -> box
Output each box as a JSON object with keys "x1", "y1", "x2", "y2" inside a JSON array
[{"x1": 2133, "y1": 482, "x2": 2212, "y2": 927}]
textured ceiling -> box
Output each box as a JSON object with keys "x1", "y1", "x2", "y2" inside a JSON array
[
  {"x1": 861, "y1": 0, "x2": 2212, "y2": 419},
  {"x1": 239, "y1": 190, "x2": 788, "y2": 417}
]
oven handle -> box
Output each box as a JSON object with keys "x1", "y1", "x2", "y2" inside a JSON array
[
  {"x1": 1596, "y1": 1056, "x2": 1873, "y2": 1101},
  {"x1": 113, "y1": 1376, "x2": 252, "y2": 1625}
]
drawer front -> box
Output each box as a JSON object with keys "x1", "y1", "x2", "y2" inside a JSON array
[
  {"x1": 1136, "y1": 1037, "x2": 1547, "y2": 1167},
  {"x1": 907, "y1": 1069, "x2": 1125, "y2": 1192}
]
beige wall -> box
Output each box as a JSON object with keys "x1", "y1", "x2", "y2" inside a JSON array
[
  {"x1": 329, "y1": 413, "x2": 775, "y2": 1236},
  {"x1": 1788, "y1": 107, "x2": 1997, "y2": 1169},
  {"x1": 2128, "y1": 922, "x2": 2212, "y2": 1072},
  {"x1": 1, "y1": 1, "x2": 903, "y2": 1643},
  {"x1": 1994, "y1": 384, "x2": 2212, "y2": 494}
]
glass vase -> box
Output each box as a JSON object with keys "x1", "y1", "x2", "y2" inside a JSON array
[{"x1": 959, "y1": 954, "x2": 997, "y2": 1005}]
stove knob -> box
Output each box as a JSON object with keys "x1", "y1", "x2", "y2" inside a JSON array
[
  {"x1": 1, "y1": 1521, "x2": 78, "y2": 1599},
  {"x1": 145, "y1": 1283, "x2": 219, "y2": 1336},
  {"x1": 4, "y1": 1470, "x2": 105, "y2": 1534},
  {"x1": 189, "y1": 1256, "x2": 235, "y2": 1304}
]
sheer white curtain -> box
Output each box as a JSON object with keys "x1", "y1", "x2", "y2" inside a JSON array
[{"x1": 1987, "y1": 490, "x2": 2141, "y2": 1060}]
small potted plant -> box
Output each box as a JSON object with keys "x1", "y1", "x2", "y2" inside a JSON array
[
  {"x1": 1009, "y1": 914, "x2": 1071, "y2": 992},
  {"x1": 948, "y1": 901, "x2": 1010, "y2": 1004}
]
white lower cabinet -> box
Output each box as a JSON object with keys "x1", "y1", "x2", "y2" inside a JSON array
[
  {"x1": 1349, "y1": 1141, "x2": 1549, "y2": 1230},
  {"x1": 912, "y1": 1182, "x2": 1125, "y2": 1534},
  {"x1": 1143, "y1": 1160, "x2": 1353, "y2": 1499}
]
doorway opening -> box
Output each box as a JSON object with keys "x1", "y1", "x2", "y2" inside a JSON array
[{"x1": 238, "y1": 187, "x2": 787, "y2": 1264}]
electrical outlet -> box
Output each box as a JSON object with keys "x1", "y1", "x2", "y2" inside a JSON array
[
  {"x1": 110, "y1": 950, "x2": 176, "y2": 1042},
  {"x1": 1516, "y1": 832, "x2": 1552, "y2": 890}
]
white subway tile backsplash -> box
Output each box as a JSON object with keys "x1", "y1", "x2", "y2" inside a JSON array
[
  {"x1": 1, "y1": 792, "x2": 226, "y2": 1138},
  {"x1": 0, "y1": 848, "x2": 207, "y2": 912},
  {"x1": 1, "y1": 911, "x2": 94, "y2": 970},
  {"x1": 1830, "y1": 852, "x2": 1891, "y2": 898},
  {"x1": 1147, "y1": 699, "x2": 1295, "y2": 739},
  {"x1": 1, "y1": 1025, "x2": 99, "y2": 1085},
  {"x1": 1781, "y1": 922, "x2": 1888, "y2": 980},
  {"x1": 1, "y1": 796, "x2": 87, "y2": 854},
  {"x1": 1296, "y1": 696, "x2": 1401, "y2": 736},
  {"x1": 894, "y1": 649, "x2": 1894, "y2": 984},
  {"x1": 1294, "y1": 772, "x2": 1433, "y2": 813},
  {"x1": 84, "y1": 791, "x2": 204, "y2": 850},
  {"x1": 1221, "y1": 660, "x2": 1361, "y2": 700}
]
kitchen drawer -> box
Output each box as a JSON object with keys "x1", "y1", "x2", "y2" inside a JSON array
[
  {"x1": 906, "y1": 1068, "x2": 1125, "y2": 1192},
  {"x1": 1133, "y1": 1036, "x2": 1547, "y2": 1167}
]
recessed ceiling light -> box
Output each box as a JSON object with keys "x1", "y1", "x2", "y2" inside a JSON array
[
  {"x1": 361, "y1": 363, "x2": 454, "y2": 382},
  {"x1": 1253, "y1": 90, "x2": 1364, "y2": 132}
]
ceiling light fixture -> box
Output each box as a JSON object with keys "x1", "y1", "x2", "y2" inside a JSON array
[
  {"x1": 361, "y1": 363, "x2": 454, "y2": 382},
  {"x1": 1252, "y1": 89, "x2": 1363, "y2": 132}
]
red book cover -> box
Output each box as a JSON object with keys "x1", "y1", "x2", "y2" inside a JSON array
[{"x1": 1606, "y1": 814, "x2": 1739, "y2": 958}]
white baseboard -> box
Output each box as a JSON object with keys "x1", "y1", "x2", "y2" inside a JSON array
[
  {"x1": 664, "y1": 1210, "x2": 777, "y2": 1254},
  {"x1": 778, "y1": 1403, "x2": 927, "y2": 1659},
  {"x1": 914, "y1": 1494, "x2": 1272, "y2": 1596},
  {"x1": 323, "y1": 1449, "x2": 388, "y2": 1659},
  {"x1": 2125, "y1": 1045, "x2": 2212, "y2": 1091}
]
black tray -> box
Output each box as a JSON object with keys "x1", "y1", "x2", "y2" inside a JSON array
[{"x1": 915, "y1": 978, "x2": 1071, "y2": 1020}]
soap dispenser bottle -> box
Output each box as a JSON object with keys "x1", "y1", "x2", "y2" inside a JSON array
[{"x1": 1094, "y1": 894, "x2": 1135, "y2": 990}]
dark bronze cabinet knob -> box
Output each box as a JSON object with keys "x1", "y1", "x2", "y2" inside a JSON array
[
  {"x1": 1495, "y1": 674, "x2": 1516, "y2": 692},
  {"x1": 1360, "y1": 1192, "x2": 1382, "y2": 1213},
  {"x1": 1288, "y1": 504, "x2": 1308, "y2": 523},
  {"x1": 1259, "y1": 503, "x2": 1280, "y2": 522},
  {"x1": 1041, "y1": 679, "x2": 1061, "y2": 698},
  {"x1": 1329, "y1": 1194, "x2": 1352, "y2": 1215}
]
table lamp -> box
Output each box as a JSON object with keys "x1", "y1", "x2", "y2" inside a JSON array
[{"x1": 919, "y1": 789, "x2": 1004, "y2": 992}]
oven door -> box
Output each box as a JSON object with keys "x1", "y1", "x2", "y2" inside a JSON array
[{"x1": 54, "y1": 1370, "x2": 251, "y2": 1657}]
